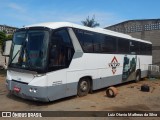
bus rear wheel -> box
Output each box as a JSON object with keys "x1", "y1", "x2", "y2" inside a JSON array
[{"x1": 77, "y1": 78, "x2": 90, "y2": 97}]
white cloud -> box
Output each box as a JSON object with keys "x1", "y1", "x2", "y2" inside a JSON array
[{"x1": 8, "y1": 3, "x2": 26, "y2": 13}]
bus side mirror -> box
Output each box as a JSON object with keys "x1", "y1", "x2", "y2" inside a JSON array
[{"x1": 2, "y1": 40, "x2": 12, "y2": 57}]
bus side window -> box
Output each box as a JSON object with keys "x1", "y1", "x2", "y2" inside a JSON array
[
  {"x1": 130, "y1": 41, "x2": 139, "y2": 55},
  {"x1": 118, "y1": 38, "x2": 129, "y2": 54},
  {"x1": 139, "y1": 42, "x2": 146, "y2": 55},
  {"x1": 49, "y1": 28, "x2": 74, "y2": 71},
  {"x1": 101, "y1": 35, "x2": 117, "y2": 53},
  {"x1": 73, "y1": 29, "x2": 94, "y2": 53},
  {"x1": 146, "y1": 44, "x2": 152, "y2": 55},
  {"x1": 49, "y1": 34, "x2": 64, "y2": 67}
]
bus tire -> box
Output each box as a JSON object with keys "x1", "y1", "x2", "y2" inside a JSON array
[
  {"x1": 135, "y1": 70, "x2": 141, "y2": 82},
  {"x1": 77, "y1": 78, "x2": 90, "y2": 97}
]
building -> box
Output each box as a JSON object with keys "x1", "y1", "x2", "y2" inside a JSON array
[
  {"x1": 105, "y1": 19, "x2": 160, "y2": 67},
  {"x1": 0, "y1": 25, "x2": 17, "y2": 35}
]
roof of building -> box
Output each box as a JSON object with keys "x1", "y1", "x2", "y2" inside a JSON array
[
  {"x1": 25, "y1": 22, "x2": 151, "y2": 44},
  {"x1": 0, "y1": 24, "x2": 17, "y2": 29},
  {"x1": 106, "y1": 18, "x2": 160, "y2": 28}
]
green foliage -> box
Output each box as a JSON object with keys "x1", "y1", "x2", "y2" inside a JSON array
[
  {"x1": 81, "y1": 15, "x2": 100, "y2": 28},
  {"x1": 0, "y1": 29, "x2": 13, "y2": 52},
  {"x1": 6, "y1": 34, "x2": 13, "y2": 40},
  {"x1": 0, "y1": 31, "x2": 6, "y2": 46},
  {"x1": 0, "y1": 31, "x2": 13, "y2": 48}
]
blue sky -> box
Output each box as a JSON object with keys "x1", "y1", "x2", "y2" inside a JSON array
[{"x1": 0, "y1": 0, "x2": 160, "y2": 28}]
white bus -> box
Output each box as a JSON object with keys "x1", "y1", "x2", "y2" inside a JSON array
[{"x1": 6, "y1": 22, "x2": 152, "y2": 102}]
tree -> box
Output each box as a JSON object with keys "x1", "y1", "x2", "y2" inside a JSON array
[
  {"x1": 6, "y1": 34, "x2": 13, "y2": 40},
  {"x1": 81, "y1": 15, "x2": 100, "y2": 28},
  {"x1": 0, "y1": 31, "x2": 6, "y2": 46}
]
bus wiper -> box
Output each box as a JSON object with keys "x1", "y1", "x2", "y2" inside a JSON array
[{"x1": 9, "y1": 50, "x2": 20, "y2": 65}]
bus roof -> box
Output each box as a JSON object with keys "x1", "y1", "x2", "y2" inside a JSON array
[{"x1": 25, "y1": 22, "x2": 152, "y2": 44}]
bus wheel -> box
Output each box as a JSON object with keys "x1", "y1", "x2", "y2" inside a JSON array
[
  {"x1": 135, "y1": 71, "x2": 141, "y2": 82},
  {"x1": 77, "y1": 78, "x2": 90, "y2": 97}
]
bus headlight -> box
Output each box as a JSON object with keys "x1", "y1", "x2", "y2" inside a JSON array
[
  {"x1": 29, "y1": 88, "x2": 33, "y2": 92},
  {"x1": 29, "y1": 88, "x2": 37, "y2": 93},
  {"x1": 33, "y1": 89, "x2": 37, "y2": 93}
]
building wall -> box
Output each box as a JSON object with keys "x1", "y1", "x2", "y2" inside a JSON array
[
  {"x1": 106, "y1": 19, "x2": 160, "y2": 67},
  {"x1": 0, "y1": 25, "x2": 17, "y2": 35}
]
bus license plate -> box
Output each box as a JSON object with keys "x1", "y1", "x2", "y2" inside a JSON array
[{"x1": 13, "y1": 86, "x2": 21, "y2": 93}]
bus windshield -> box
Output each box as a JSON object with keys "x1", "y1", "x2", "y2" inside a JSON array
[{"x1": 9, "y1": 30, "x2": 49, "y2": 73}]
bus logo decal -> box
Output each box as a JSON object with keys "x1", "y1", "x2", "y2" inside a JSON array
[{"x1": 109, "y1": 56, "x2": 120, "y2": 74}]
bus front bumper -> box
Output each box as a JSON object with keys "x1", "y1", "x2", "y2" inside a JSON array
[{"x1": 6, "y1": 80, "x2": 50, "y2": 102}]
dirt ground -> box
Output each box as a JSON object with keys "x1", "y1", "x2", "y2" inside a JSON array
[{"x1": 0, "y1": 70, "x2": 160, "y2": 120}]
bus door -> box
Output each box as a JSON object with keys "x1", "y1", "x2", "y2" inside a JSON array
[
  {"x1": 122, "y1": 41, "x2": 138, "y2": 81},
  {"x1": 47, "y1": 28, "x2": 74, "y2": 101}
]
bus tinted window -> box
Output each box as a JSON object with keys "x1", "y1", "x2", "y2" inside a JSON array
[
  {"x1": 74, "y1": 28, "x2": 151, "y2": 55},
  {"x1": 93, "y1": 33, "x2": 102, "y2": 53},
  {"x1": 49, "y1": 28, "x2": 74, "y2": 71},
  {"x1": 101, "y1": 35, "x2": 117, "y2": 53},
  {"x1": 130, "y1": 41, "x2": 140, "y2": 54},
  {"x1": 73, "y1": 29, "x2": 83, "y2": 45},
  {"x1": 83, "y1": 31, "x2": 94, "y2": 52},
  {"x1": 74, "y1": 29, "x2": 118, "y2": 54},
  {"x1": 146, "y1": 43, "x2": 152, "y2": 55},
  {"x1": 118, "y1": 38, "x2": 129, "y2": 54},
  {"x1": 74, "y1": 29, "x2": 94, "y2": 53},
  {"x1": 139, "y1": 42, "x2": 146, "y2": 55}
]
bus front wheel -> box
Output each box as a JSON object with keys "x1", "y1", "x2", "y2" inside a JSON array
[{"x1": 77, "y1": 78, "x2": 90, "y2": 97}]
